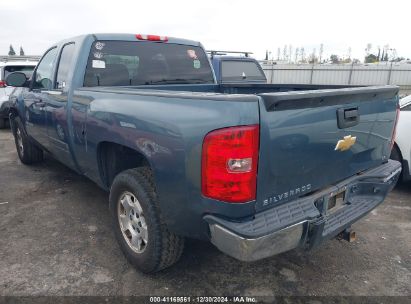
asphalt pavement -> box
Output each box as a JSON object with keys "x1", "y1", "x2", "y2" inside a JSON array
[{"x1": 0, "y1": 128, "x2": 410, "y2": 299}]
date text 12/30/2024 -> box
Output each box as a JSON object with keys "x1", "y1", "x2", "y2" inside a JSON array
[{"x1": 149, "y1": 296, "x2": 257, "y2": 303}]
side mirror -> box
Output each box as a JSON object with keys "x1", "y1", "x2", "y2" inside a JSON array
[{"x1": 6, "y1": 72, "x2": 28, "y2": 87}]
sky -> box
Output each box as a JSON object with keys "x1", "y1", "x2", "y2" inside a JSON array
[{"x1": 2, "y1": 0, "x2": 411, "y2": 62}]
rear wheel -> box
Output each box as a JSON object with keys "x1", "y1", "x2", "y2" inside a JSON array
[
  {"x1": 109, "y1": 167, "x2": 184, "y2": 273},
  {"x1": 0, "y1": 118, "x2": 6, "y2": 129},
  {"x1": 390, "y1": 145, "x2": 403, "y2": 184},
  {"x1": 13, "y1": 117, "x2": 43, "y2": 164}
]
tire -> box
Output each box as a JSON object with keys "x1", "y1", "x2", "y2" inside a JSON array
[
  {"x1": 390, "y1": 145, "x2": 403, "y2": 184},
  {"x1": 13, "y1": 117, "x2": 44, "y2": 164},
  {"x1": 0, "y1": 118, "x2": 5, "y2": 129},
  {"x1": 109, "y1": 167, "x2": 185, "y2": 273}
]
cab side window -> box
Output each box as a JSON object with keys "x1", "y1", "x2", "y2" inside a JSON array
[
  {"x1": 56, "y1": 43, "x2": 75, "y2": 90},
  {"x1": 33, "y1": 47, "x2": 58, "y2": 90}
]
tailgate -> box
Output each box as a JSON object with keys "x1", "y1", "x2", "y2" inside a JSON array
[{"x1": 256, "y1": 86, "x2": 399, "y2": 212}]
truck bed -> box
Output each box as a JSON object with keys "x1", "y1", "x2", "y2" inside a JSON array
[
  {"x1": 77, "y1": 84, "x2": 399, "y2": 214},
  {"x1": 79, "y1": 83, "x2": 361, "y2": 96}
]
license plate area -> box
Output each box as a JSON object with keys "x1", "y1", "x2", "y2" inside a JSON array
[{"x1": 327, "y1": 190, "x2": 346, "y2": 214}]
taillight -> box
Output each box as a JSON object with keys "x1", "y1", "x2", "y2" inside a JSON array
[
  {"x1": 390, "y1": 104, "x2": 400, "y2": 150},
  {"x1": 201, "y1": 125, "x2": 259, "y2": 203},
  {"x1": 0, "y1": 81, "x2": 6, "y2": 88},
  {"x1": 136, "y1": 34, "x2": 168, "y2": 42}
]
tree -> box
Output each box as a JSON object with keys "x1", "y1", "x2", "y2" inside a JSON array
[
  {"x1": 8, "y1": 45, "x2": 16, "y2": 56},
  {"x1": 19, "y1": 47, "x2": 25, "y2": 56},
  {"x1": 300, "y1": 47, "x2": 305, "y2": 62},
  {"x1": 283, "y1": 45, "x2": 287, "y2": 61},
  {"x1": 295, "y1": 48, "x2": 300, "y2": 63},
  {"x1": 365, "y1": 43, "x2": 372, "y2": 55},
  {"x1": 330, "y1": 54, "x2": 340, "y2": 64},
  {"x1": 319, "y1": 44, "x2": 324, "y2": 63},
  {"x1": 365, "y1": 54, "x2": 378, "y2": 63},
  {"x1": 392, "y1": 57, "x2": 405, "y2": 62},
  {"x1": 391, "y1": 48, "x2": 398, "y2": 61},
  {"x1": 382, "y1": 44, "x2": 390, "y2": 61},
  {"x1": 309, "y1": 48, "x2": 317, "y2": 64}
]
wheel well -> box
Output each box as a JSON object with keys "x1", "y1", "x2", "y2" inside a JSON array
[
  {"x1": 391, "y1": 143, "x2": 403, "y2": 162},
  {"x1": 98, "y1": 142, "x2": 150, "y2": 188}
]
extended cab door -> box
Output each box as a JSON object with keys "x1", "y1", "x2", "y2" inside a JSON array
[
  {"x1": 23, "y1": 47, "x2": 58, "y2": 147},
  {"x1": 43, "y1": 42, "x2": 77, "y2": 169}
]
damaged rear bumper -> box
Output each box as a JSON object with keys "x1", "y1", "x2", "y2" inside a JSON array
[{"x1": 204, "y1": 160, "x2": 401, "y2": 262}]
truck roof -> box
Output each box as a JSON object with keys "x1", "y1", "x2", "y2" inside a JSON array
[
  {"x1": 55, "y1": 33, "x2": 202, "y2": 48},
  {"x1": 0, "y1": 61, "x2": 38, "y2": 67},
  {"x1": 211, "y1": 55, "x2": 254, "y2": 60},
  {"x1": 207, "y1": 50, "x2": 253, "y2": 58}
]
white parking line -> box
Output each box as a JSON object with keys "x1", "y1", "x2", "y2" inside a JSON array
[{"x1": 0, "y1": 202, "x2": 9, "y2": 205}]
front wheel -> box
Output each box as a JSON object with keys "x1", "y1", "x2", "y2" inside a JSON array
[
  {"x1": 13, "y1": 117, "x2": 43, "y2": 164},
  {"x1": 109, "y1": 167, "x2": 184, "y2": 273}
]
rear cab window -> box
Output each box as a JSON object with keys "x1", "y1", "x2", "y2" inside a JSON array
[
  {"x1": 221, "y1": 60, "x2": 266, "y2": 83},
  {"x1": 84, "y1": 40, "x2": 214, "y2": 87}
]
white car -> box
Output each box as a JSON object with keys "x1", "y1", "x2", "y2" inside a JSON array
[
  {"x1": 0, "y1": 60, "x2": 38, "y2": 128},
  {"x1": 391, "y1": 95, "x2": 411, "y2": 182}
]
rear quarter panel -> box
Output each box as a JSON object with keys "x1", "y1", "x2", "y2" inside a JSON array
[{"x1": 72, "y1": 89, "x2": 260, "y2": 239}]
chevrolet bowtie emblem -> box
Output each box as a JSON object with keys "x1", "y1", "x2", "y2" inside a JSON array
[{"x1": 335, "y1": 135, "x2": 356, "y2": 152}]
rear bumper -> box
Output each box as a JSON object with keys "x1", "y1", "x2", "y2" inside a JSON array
[{"x1": 205, "y1": 160, "x2": 401, "y2": 262}]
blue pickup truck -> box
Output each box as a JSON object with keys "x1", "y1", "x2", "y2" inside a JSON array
[{"x1": 6, "y1": 33, "x2": 401, "y2": 273}]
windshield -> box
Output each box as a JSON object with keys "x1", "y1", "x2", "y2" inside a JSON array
[
  {"x1": 4, "y1": 65, "x2": 36, "y2": 79},
  {"x1": 221, "y1": 60, "x2": 266, "y2": 82},
  {"x1": 84, "y1": 40, "x2": 215, "y2": 86}
]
